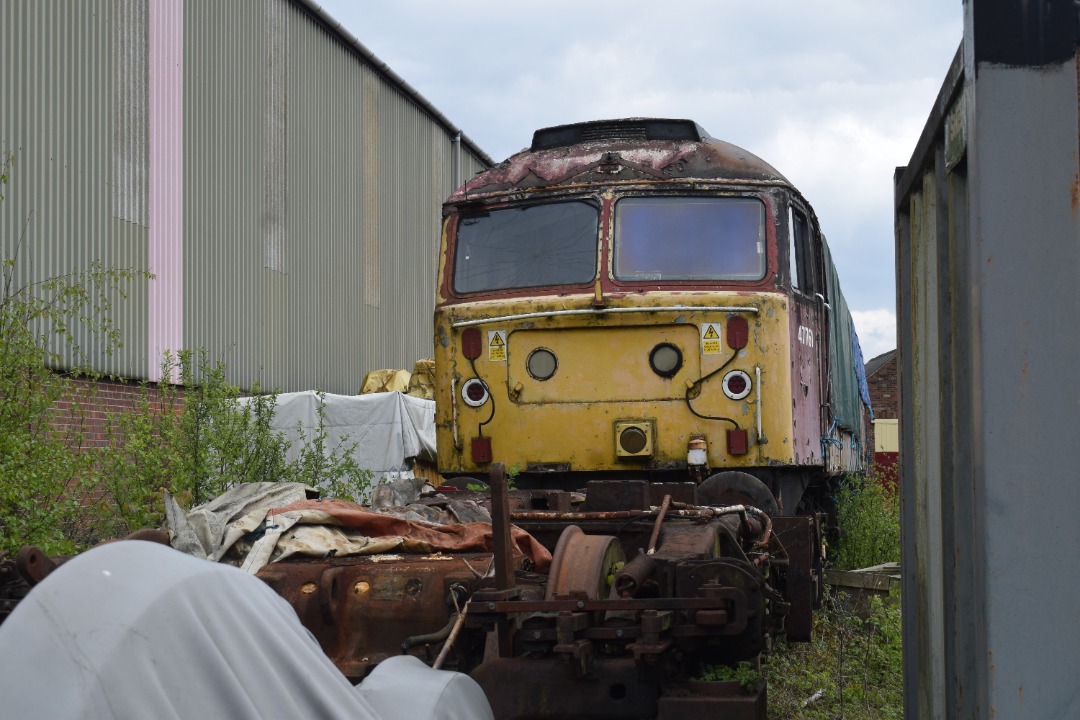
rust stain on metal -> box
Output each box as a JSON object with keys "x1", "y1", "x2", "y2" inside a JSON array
[
  {"x1": 450, "y1": 132, "x2": 789, "y2": 202},
  {"x1": 256, "y1": 552, "x2": 526, "y2": 682}
]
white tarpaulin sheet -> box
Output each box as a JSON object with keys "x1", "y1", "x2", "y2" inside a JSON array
[
  {"x1": 0, "y1": 541, "x2": 493, "y2": 719},
  {"x1": 244, "y1": 390, "x2": 437, "y2": 481}
]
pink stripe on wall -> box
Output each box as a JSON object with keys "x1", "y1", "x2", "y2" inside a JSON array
[{"x1": 148, "y1": 0, "x2": 184, "y2": 382}]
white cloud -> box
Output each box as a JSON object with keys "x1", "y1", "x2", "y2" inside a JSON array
[
  {"x1": 851, "y1": 308, "x2": 896, "y2": 361},
  {"x1": 319, "y1": 0, "x2": 961, "y2": 325}
]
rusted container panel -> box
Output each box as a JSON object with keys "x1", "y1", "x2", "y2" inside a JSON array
[{"x1": 895, "y1": 2, "x2": 1080, "y2": 716}]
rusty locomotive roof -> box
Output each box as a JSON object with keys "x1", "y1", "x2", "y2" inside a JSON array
[{"x1": 448, "y1": 118, "x2": 791, "y2": 202}]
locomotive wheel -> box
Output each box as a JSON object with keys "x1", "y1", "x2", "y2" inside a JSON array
[
  {"x1": 439, "y1": 476, "x2": 486, "y2": 490},
  {"x1": 545, "y1": 525, "x2": 625, "y2": 600},
  {"x1": 697, "y1": 471, "x2": 779, "y2": 516}
]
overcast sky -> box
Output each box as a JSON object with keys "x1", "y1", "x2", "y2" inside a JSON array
[{"x1": 319, "y1": 1, "x2": 963, "y2": 360}]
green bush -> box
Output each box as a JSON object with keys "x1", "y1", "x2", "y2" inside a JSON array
[
  {"x1": 0, "y1": 254, "x2": 146, "y2": 553},
  {"x1": 92, "y1": 349, "x2": 374, "y2": 538},
  {"x1": 831, "y1": 472, "x2": 900, "y2": 571},
  {"x1": 2, "y1": 179, "x2": 372, "y2": 551},
  {"x1": 695, "y1": 660, "x2": 761, "y2": 692}
]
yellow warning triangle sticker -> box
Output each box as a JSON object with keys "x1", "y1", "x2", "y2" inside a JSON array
[
  {"x1": 490, "y1": 332, "x2": 505, "y2": 347},
  {"x1": 703, "y1": 325, "x2": 720, "y2": 340}
]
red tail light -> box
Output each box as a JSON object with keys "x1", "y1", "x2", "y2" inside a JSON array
[
  {"x1": 727, "y1": 316, "x2": 749, "y2": 349},
  {"x1": 462, "y1": 327, "x2": 482, "y2": 359}
]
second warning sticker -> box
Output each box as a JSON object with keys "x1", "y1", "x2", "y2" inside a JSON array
[
  {"x1": 488, "y1": 330, "x2": 507, "y2": 361},
  {"x1": 701, "y1": 323, "x2": 722, "y2": 354}
]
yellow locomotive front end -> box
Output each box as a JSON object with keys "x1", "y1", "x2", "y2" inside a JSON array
[
  {"x1": 431, "y1": 120, "x2": 831, "y2": 500},
  {"x1": 435, "y1": 288, "x2": 798, "y2": 478}
]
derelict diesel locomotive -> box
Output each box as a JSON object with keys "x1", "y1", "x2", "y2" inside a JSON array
[
  {"x1": 422, "y1": 119, "x2": 873, "y2": 718},
  {"x1": 434, "y1": 118, "x2": 870, "y2": 515}
]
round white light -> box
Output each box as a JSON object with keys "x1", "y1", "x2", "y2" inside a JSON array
[
  {"x1": 461, "y1": 378, "x2": 490, "y2": 407},
  {"x1": 722, "y1": 370, "x2": 752, "y2": 401}
]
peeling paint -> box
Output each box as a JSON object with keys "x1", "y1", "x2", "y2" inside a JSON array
[{"x1": 450, "y1": 131, "x2": 791, "y2": 203}]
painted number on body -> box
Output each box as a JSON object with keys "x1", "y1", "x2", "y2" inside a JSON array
[{"x1": 798, "y1": 326, "x2": 814, "y2": 347}]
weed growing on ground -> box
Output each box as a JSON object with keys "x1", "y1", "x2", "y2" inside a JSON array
[
  {"x1": 0, "y1": 238, "x2": 147, "y2": 552},
  {"x1": 767, "y1": 471, "x2": 903, "y2": 718},
  {"x1": 695, "y1": 660, "x2": 762, "y2": 693},
  {"x1": 766, "y1": 590, "x2": 902, "y2": 719}
]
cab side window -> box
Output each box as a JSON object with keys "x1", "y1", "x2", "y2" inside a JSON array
[{"x1": 788, "y1": 207, "x2": 815, "y2": 294}]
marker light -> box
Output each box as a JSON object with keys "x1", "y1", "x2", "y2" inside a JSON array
[
  {"x1": 619, "y1": 426, "x2": 649, "y2": 454},
  {"x1": 461, "y1": 378, "x2": 490, "y2": 407},
  {"x1": 722, "y1": 370, "x2": 752, "y2": 400}
]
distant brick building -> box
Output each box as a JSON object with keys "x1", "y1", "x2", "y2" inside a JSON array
[{"x1": 865, "y1": 350, "x2": 898, "y2": 483}]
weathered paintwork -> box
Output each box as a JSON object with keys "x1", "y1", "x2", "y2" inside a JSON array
[
  {"x1": 447, "y1": 118, "x2": 790, "y2": 200},
  {"x1": 434, "y1": 119, "x2": 861, "y2": 512},
  {"x1": 256, "y1": 552, "x2": 519, "y2": 680},
  {"x1": 435, "y1": 291, "x2": 800, "y2": 475},
  {"x1": 788, "y1": 291, "x2": 824, "y2": 466}
]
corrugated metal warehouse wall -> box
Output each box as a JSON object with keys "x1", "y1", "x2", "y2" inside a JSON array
[
  {"x1": 1, "y1": 0, "x2": 150, "y2": 379},
  {"x1": 2, "y1": 0, "x2": 490, "y2": 394}
]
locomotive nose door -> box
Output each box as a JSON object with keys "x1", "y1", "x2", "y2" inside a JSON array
[{"x1": 787, "y1": 205, "x2": 825, "y2": 467}]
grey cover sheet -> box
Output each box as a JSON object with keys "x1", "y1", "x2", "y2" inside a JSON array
[{"x1": 0, "y1": 541, "x2": 493, "y2": 719}]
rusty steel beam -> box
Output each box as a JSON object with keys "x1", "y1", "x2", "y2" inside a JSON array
[
  {"x1": 489, "y1": 463, "x2": 515, "y2": 591},
  {"x1": 487, "y1": 462, "x2": 517, "y2": 658},
  {"x1": 474, "y1": 593, "x2": 740, "y2": 614}
]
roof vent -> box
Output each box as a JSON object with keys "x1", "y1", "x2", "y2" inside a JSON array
[{"x1": 531, "y1": 119, "x2": 706, "y2": 151}]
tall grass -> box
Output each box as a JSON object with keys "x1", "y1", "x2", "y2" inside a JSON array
[
  {"x1": 766, "y1": 471, "x2": 903, "y2": 718},
  {"x1": 831, "y1": 472, "x2": 901, "y2": 571},
  {"x1": 766, "y1": 592, "x2": 902, "y2": 719}
]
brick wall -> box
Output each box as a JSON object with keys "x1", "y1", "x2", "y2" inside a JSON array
[
  {"x1": 868, "y1": 356, "x2": 898, "y2": 420},
  {"x1": 51, "y1": 377, "x2": 182, "y2": 448},
  {"x1": 866, "y1": 351, "x2": 899, "y2": 479}
]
